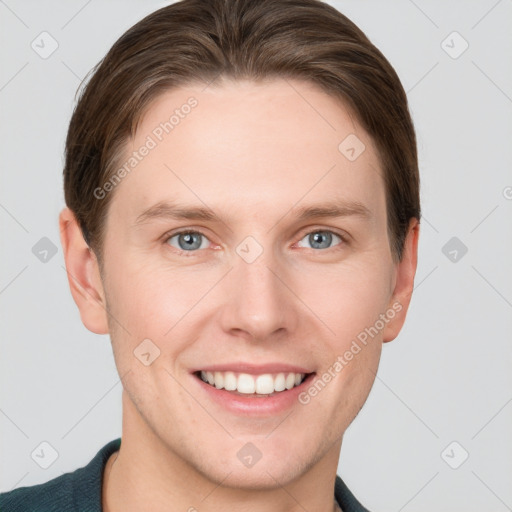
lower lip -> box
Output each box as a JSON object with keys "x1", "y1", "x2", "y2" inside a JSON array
[{"x1": 192, "y1": 372, "x2": 315, "y2": 416}]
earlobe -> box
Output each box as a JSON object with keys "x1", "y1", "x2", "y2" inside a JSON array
[
  {"x1": 59, "y1": 207, "x2": 110, "y2": 335},
  {"x1": 382, "y1": 218, "x2": 420, "y2": 343}
]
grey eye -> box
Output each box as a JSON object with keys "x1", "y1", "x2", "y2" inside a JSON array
[
  {"x1": 167, "y1": 231, "x2": 209, "y2": 251},
  {"x1": 297, "y1": 230, "x2": 342, "y2": 250}
]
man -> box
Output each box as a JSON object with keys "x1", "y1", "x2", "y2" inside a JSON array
[{"x1": 0, "y1": 0, "x2": 420, "y2": 510}]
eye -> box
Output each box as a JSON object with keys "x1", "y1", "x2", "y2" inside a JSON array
[
  {"x1": 164, "y1": 228, "x2": 347, "y2": 256},
  {"x1": 296, "y1": 229, "x2": 345, "y2": 251},
  {"x1": 166, "y1": 230, "x2": 211, "y2": 253}
]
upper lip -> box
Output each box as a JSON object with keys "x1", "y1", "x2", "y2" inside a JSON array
[{"x1": 191, "y1": 363, "x2": 314, "y2": 375}]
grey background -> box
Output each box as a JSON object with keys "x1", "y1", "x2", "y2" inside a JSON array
[{"x1": 1, "y1": 1, "x2": 511, "y2": 510}]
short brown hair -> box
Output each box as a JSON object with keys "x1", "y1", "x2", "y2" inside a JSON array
[{"x1": 63, "y1": 0, "x2": 420, "y2": 264}]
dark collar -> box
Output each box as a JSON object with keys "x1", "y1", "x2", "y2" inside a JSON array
[{"x1": 0, "y1": 438, "x2": 370, "y2": 512}]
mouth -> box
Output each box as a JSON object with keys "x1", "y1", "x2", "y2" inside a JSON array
[{"x1": 193, "y1": 370, "x2": 314, "y2": 398}]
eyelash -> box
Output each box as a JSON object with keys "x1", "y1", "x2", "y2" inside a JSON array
[{"x1": 162, "y1": 228, "x2": 349, "y2": 257}]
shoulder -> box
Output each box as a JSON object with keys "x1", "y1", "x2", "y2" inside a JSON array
[
  {"x1": 335, "y1": 474, "x2": 372, "y2": 512},
  {"x1": 0, "y1": 438, "x2": 121, "y2": 512},
  {"x1": 0, "y1": 472, "x2": 76, "y2": 512}
]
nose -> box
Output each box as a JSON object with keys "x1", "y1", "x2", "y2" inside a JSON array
[{"x1": 218, "y1": 243, "x2": 298, "y2": 342}]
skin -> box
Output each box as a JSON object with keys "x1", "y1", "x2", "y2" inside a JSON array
[{"x1": 59, "y1": 78, "x2": 419, "y2": 512}]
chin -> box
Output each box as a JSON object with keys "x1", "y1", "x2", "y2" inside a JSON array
[
  {"x1": 209, "y1": 462, "x2": 306, "y2": 491},
  {"x1": 191, "y1": 440, "x2": 316, "y2": 491}
]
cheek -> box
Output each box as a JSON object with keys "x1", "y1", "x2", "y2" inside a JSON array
[
  {"x1": 299, "y1": 258, "x2": 389, "y2": 413},
  {"x1": 106, "y1": 259, "x2": 198, "y2": 333},
  {"x1": 301, "y1": 260, "x2": 393, "y2": 344},
  {"x1": 321, "y1": 325, "x2": 382, "y2": 429},
  {"x1": 103, "y1": 259, "x2": 219, "y2": 378}
]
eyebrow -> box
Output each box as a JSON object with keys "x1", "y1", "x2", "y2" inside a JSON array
[{"x1": 134, "y1": 199, "x2": 372, "y2": 226}]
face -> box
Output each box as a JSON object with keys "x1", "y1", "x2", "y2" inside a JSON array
[{"x1": 91, "y1": 78, "x2": 413, "y2": 488}]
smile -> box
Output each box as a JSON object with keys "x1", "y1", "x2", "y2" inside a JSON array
[{"x1": 196, "y1": 370, "x2": 308, "y2": 396}]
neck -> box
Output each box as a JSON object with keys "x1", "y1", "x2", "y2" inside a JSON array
[{"x1": 102, "y1": 391, "x2": 343, "y2": 512}]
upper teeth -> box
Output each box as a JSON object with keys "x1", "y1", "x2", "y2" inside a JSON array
[{"x1": 200, "y1": 371, "x2": 306, "y2": 394}]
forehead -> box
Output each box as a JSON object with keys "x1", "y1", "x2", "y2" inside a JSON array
[{"x1": 109, "y1": 78, "x2": 386, "y2": 228}]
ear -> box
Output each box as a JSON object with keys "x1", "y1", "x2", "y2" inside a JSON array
[
  {"x1": 382, "y1": 218, "x2": 420, "y2": 343},
  {"x1": 59, "y1": 207, "x2": 109, "y2": 334}
]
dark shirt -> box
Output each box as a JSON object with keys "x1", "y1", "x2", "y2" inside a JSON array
[{"x1": 0, "y1": 438, "x2": 370, "y2": 511}]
